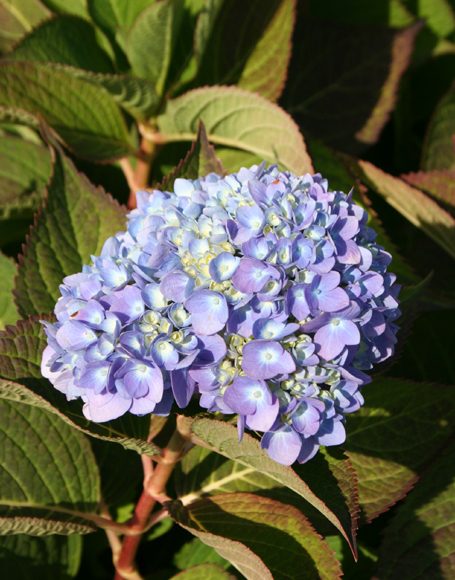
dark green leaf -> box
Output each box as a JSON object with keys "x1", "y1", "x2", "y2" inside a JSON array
[
  {"x1": 195, "y1": 0, "x2": 296, "y2": 101},
  {"x1": 15, "y1": 148, "x2": 126, "y2": 317},
  {"x1": 0, "y1": 253, "x2": 18, "y2": 330},
  {"x1": 0, "y1": 61, "x2": 133, "y2": 161},
  {"x1": 8, "y1": 15, "x2": 114, "y2": 72},
  {"x1": 283, "y1": 8, "x2": 421, "y2": 150},
  {"x1": 156, "y1": 86, "x2": 313, "y2": 173},
  {"x1": 422, "y1": 83, "x2": 455, "y2": 171},
  {"x1": 376, "y1": 443, "x2": 455, "y2": 579},
  {"x1": 0, "y1": 535, "x2": 82, "y2": 579},
  {"x1": 0, "y1": 318, "x2": 161, "y2": 457},
  {"x1": 169, "y1": 493, "x2": 342, "y2": 580},
  {"x1": 0, "y1": 135, "x2": 52, "y2": 221},
  {"x1": 345, "y1": 378, "x2": 455, "y2": 522},
  {"x1": 88, "y1": 0, "x2": 154, "y2": 44}
]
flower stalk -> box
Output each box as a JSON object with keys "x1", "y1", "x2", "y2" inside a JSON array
[{"x1": 114, "y1": 424, "x2": 189, "y2": 580}]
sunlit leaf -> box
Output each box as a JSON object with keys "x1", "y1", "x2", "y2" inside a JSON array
[
  {"x1": 402, "y1": 170, "x2": 455, "y2": 211},
  {"x1": 0, "y1": 61, "x2": 133, "y2": 161},
  {"x1": 157, "y1": 86, "x2": 313, "y2": 173}
]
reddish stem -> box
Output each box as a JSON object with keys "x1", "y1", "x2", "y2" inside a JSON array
[
  {"x1": 113, "y1": 428, "x2": 187, "y2": 580},
  {"x1": 127, "y1": 138, "x2": 156, "y2": 210}
]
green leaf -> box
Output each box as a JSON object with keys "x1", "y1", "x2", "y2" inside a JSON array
[
  {"x1": 422, "y1": 83, "x2": 455, "y2": 171},
  {"x1": 160, "y1": 122, "x2": 224, "y2": 190},
  {"x1": 0, "y1": 393, "x2": 101, "y2": 534},
  {"x1": 413, "y1": 0, "x2": 455, "y2": 39},
  {"x1": 88, "y1": 0, "x2": 153, "y2": 42},
  {"x1": 174, "y1": 537, "x2": 230, "y2": 570},
  {"x1": 40, "y1": 0, "x2": 88, "y2": 19},
  {"x1": 352, "y1": 159, "x2": 455, "y2": 260},
  {"x1": 170, "y1": 563, "x2": 235, "y2": 579},
  {"x1": 183, "y1": 417, "x2": 355, "y2": 547},
  {"x1": 126, "y1": 0, "x2": 183, "y2": 94},
  {"x1": 345, "y1": 378, "x2": 455, "y2": 522},
  {"x1": 15, "y1": 148, "x2": 126, "y2": 317},
  {"x1": 0, "y1": 135, "x2": 52, "y2": 221},
  {"x1": 214, "y1": 147, "x2": 264, "y2": 173},
  {"x1": 306, "y1": 0, "x2": 414, "y2": 27},
  {"x1": 283, "y1": 12, "x2": 421, "y2": 150},
  {"x1": 8, "y1": 15, "x2": 114, "y2": 72},
  {"x1": 0, "y1": 535, "x2": 82, "y2": 578},
  {"x1": 195, "y1": 0, "x2": 296, "y2": 101},
  {"x1": 0, "y1": 61, "x2": 133, "y2": 161},
  {"x1": 376, "y1": 443, "x2": 455, "y2": 579},
  {"x1": 169, "y1": 493, "x2": 342, "y2": 580},
  {"x1": 62, "y1": 67, "x2": 160, "y2": 120},
  {"x1": 0, "y1": 0, "x2": 50, "y2": 53},
  {"x1": 0, "y1": 318, "x2": 161, "y2": 457},
  {"x1": 156, "y1": 86, "x2": 313, "y2": 174},
  {"x1": 175, "y1": 443, "x2": 358, "y2": 554},
  {"x1": 0, "y1": 253, "x2": 19, "y2": 330},
  {"x1": 402, "y1": 170, "x2": 455, "y2": 211}
]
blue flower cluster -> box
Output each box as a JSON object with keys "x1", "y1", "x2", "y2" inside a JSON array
[{"x1": 42, "y1": 164, "x2": 400, "y2": 465}]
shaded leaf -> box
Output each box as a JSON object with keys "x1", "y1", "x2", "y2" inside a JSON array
[
  {"x1": 184, "y1": 417, "x2": 355, "y2": 546},
  {"x1": 0, "y1": 534, "x2": 82, "y2": 578},
  {"x1": 0, "y1": 253, "x2": 18, "y2": 330},
  {"x1": 160, "y1": 122, "x2": 224, "y2": 190},
  {"x1": 0, "y1": 134, "x2": 52, "y2": 221},
  {"x1": 215, "y1": 147, "x2": 264, "y2": 173},
  {"x1": 88, "y1": 0, "x2": 153, "y2": 47},
  {"x1": 0, "y1": 393, "x2": 101, "y2": 534},
  {"x1": 422, "y1": 83, "x2": 455, "y2": 171},
  {"x1": 195, "y1": 0, "x2": 295, "y2": 101},
  {"x1": 376, "y1": 442, "x2": 455, "y2": 579},
  {"x1": 284, "y1": 8, "x2": 421, "y2": 150},
  {"x1": 402, "y1": 170, "x2": 455, "y2": 210},
  {"x1": 174, "y1": 537, "x2": 230, "y2": 570},
  {"x1": 352, "y1": 159, "x2": 455, "y2": 259},
  {"x1": 156, "y1": 86, "x2": 313, "y2": 173},
  {"x1": 170, "y1": 563, "x2": 235, "y2": 579},
  {"x1": 0, "y1": 318, "x2": 161, "y2": 457},
  {"x1": 8, "y1": 15, "x2": 113, "y2": 72},
  {"x1": 15, "y1": 148, "x2": 126, "y2": 317},
  {"x1": 126, "y1": 0, "x2": 182, "y2": 95},
  {"x1": 40, "y1": 0, "x2": 88, "y2": 18},
  {"x1": 169, "y1": 493, "x2": 342, "y2": 580},
  {"x1": 176, "y1": 444, "x2": 358, "y2": 554},
  {"x1": 345, "y1": 378, "x2": 455, "y2": 522},
  {"x1": 62, "y1": 67, "x2": 160, "y2": 120},
  {"x1": 0, "y1": 61, "x2": 133, "y2": 161}
]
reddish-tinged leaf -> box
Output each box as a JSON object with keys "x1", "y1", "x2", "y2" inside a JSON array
[
  {"x1": 354, "y1": 159, "x2": 455, "y2": 259},
  {"x1": 185, "y1": 417, "x2": 355, "y2": 547},
  {"x1": 402, "y1": 170, "x2": 455, "y2": 210},
  {"x1": 345, "y1": 378, "x2": 455, "y2": 522},
  {"x1": 169, "y1": 493, "x2": 342, "y2": 580}
]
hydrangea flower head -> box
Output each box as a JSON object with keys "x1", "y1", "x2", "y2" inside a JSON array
[{"x1": 42, "y1": 163, "x2": 400, "y2": 465}]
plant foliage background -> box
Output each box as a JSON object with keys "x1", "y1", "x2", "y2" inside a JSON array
[{"x1": 0, "y1": 0, "x2": 454, "y2": 578}]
